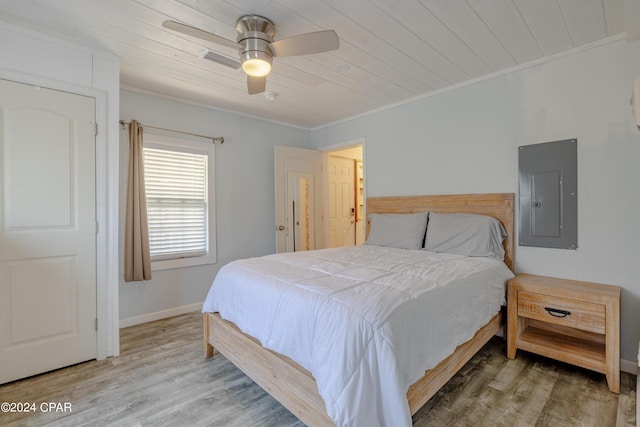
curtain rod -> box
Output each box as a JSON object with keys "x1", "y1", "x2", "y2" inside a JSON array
[{"x1": 119, "y1": 120, "x2": 224, "y2": 144}]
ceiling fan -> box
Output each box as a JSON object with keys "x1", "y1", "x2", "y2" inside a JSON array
[{"x1": 163, "y1": 15, "x2": 339, "y2": 95}]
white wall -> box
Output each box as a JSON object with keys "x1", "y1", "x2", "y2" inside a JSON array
[
  {"x1": 119, "y1": 90, "x2": 311, "y2": 325},
  {"x1": 0, "y1": 23, "x2": 120, "y2": 358},
  {"x1": 311, "y1": 38, "x2": 640, "y2": 364}
]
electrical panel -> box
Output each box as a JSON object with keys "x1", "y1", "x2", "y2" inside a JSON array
[{"x1": 518, "y1": 139, "x2": 577, "y2": 249}]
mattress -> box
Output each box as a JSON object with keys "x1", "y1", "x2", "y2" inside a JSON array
[{"x1": 202, "y1": 245, "x2": 514, "y2": 427}]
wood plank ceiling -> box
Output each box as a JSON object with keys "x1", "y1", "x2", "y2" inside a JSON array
[{"x1": 0, "y1": 0, "x2": 631, "y2": 128}]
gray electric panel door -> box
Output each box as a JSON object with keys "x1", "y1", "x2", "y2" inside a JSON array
[{"x1": 518, "y1": 139, "x2": 577, "y2": 249}]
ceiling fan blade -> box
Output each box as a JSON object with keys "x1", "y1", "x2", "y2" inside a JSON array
[
  {"x1": 162, "y1": 20, "x2": 240, "y2": 50},
  {"x1": 247, "y1": 75, "x2": 266, "y2": 94},
  {"x1": 269, "y1": 30, "x2": 339, "y2": 57}
]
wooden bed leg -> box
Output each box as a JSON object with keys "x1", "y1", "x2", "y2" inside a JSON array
[{"x1": 203, "y1": 313, "x2": 217, "y2": 358}]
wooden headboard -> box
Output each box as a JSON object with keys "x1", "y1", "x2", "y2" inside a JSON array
[{"x1": 366, "y1": 193, "x2": 515, "y2": 272}]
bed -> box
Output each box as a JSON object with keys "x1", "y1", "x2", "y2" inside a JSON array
[{"x1": 202, "y1": 193, "x2": 514, "y2": 426}]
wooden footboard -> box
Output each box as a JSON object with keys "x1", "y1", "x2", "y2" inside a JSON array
[
  {"x1": 204, "y1": 310, "x2": 502, "y2": 425},
  {"x1": 203, "y1": 312, "x2": 217, "y2": 358},
  {"x1": 205, "y1": 312, "x2": 335, "y2": 426}
]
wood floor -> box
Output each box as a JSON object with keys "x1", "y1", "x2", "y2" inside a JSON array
[{"x1": 0, "y1": 311, "x2": 635, "y2": 426}]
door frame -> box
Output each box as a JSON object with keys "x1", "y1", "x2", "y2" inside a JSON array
[
  {"x1": 274, "y1": 145, "x2": 323, "y2": 253},
  {"x1": 0, "y1": 69, "x2": 118, "y2": 360},
  {"x1": 320, "y1": 138, "x2": 367, "y2": 248}
]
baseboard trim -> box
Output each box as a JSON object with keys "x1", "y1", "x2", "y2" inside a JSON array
[
  {"x1": 119, "y1": 302, "x2": 202, "y2": 329},
  {"x1": 621, "y1": 358, "x2": 637, "y2": 375}
]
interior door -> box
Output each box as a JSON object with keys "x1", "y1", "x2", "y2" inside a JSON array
[
  {"x1": 274, "y1": 145, "x2": 322, "y2": 253},
  {"x1": 0, "y1": 79, "x2": 97, "y2": 384},
  {"x1": 328, "y1": 156, "x2": 355, "y2": 247}
]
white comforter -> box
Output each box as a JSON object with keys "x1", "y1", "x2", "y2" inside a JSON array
[{"x1": 202, "y1": 245, "x2": 513, "y2": 427}]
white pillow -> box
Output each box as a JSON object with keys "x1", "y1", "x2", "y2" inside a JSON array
[
  {"x1": 365, "y1": 212, "x2": 428, "y2": 250},
  {"x1": 424, "y1": 212, "x2": 506, "y2": 260}
]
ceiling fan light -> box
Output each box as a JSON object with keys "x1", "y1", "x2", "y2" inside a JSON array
[
  {"x1": 241, "y1": 51, "x2": 272, "y2": 77},
  {"x1": 242, "y1": 58, "x2": 272, "y2": 77}
]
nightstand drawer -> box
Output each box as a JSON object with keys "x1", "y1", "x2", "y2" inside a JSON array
[{"x1": 517, "y1": 291, "x2": 606, "y2": 334}]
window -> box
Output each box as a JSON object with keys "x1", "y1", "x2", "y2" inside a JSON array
[{"x1": 143, "y1": 133, "x2": 216, "y2": 270}]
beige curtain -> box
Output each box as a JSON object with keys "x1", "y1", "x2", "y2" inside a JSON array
[{"x1": 124, "y1": 120, "x2": 152, "y2": 282}]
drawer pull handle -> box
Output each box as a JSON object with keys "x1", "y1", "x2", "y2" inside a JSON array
[{"x1": 544, "y1": 307, "x2": 571, "y2": 318}]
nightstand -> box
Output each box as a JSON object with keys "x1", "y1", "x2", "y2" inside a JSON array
[{"x1": 507, "y1": 273, "x2": 620, "y2": 393}]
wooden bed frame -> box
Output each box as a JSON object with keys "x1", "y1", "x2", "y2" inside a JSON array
[{"x1": 204, "y1": 193, "x2": 514, "y2": 426}]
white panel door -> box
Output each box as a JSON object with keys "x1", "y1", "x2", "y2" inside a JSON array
[
  {"x1": 0, "y1": 79, "x2": 96, "y2": 384},
  {"x1": 274, "y1": 145, "x2": 322, "y2": 253},
  {"x1": 328, "y1": 156, "x2": 355, "y2": 247}
]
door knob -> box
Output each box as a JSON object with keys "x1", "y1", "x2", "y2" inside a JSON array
[{"x1": 276, "y1": 225, "x2": 285, "y2": 230}]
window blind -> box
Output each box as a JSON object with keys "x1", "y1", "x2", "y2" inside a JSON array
[{"x1": 143, "y1": 147, "x2": 208, "y2": 260}]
